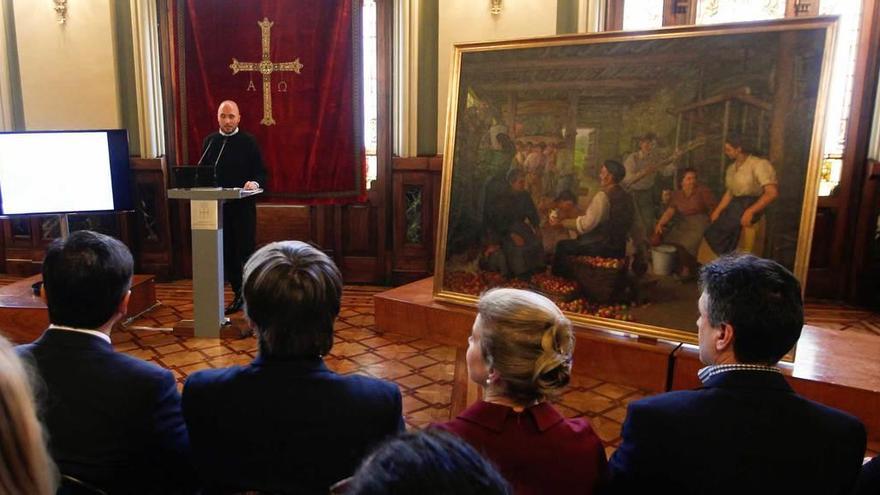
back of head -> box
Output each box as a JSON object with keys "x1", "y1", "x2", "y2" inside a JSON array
[
  {"x1": 42, "y1": 230, "x2": 133, "y2": 329},
  {"x1": 347, "y1": 429, "x2": 510, "y2": 495},
  {"x1": 0, "y1": 335, "x2": 57, "y2": 494},
  {"x1": 243, "y1": 240, "x2": 343, "y2": 359},
  {"x1": 699, "y1": 254, "x2": 803, "y2": 364},
  {"x1": 477, "y1": 288, "x2": 575, "y2": 405}
]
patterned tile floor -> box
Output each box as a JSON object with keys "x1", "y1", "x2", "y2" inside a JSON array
[{"x1": 3, "y1": 275, "x2": 876, "y2": 457}]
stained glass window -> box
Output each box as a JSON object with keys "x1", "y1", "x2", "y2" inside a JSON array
[
  {"x1": 696, "y1": 0, "x2": 784, "y2": 24},
  {"x1": 622, "y1": 0, "x2": 664, "y2": 30}
]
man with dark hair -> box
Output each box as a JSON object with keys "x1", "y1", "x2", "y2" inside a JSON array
[
  {"x1": 608, "y1": 254, "x2": 866, "y2": 494},
  {"x1": 483, "y1": 167, "x2": 544, "y2": 279},
  {"x1": 552, "y1": 160, "x2": 634, "y2": 275},
  {"x1": 16, "y1": 230, "x2": 193, "y2": 494},
  {"x1": 182, "y1": 241, "x2": 404, "y2": 493}
]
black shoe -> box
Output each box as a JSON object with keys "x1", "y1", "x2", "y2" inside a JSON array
[{"x1": 224, "y1": 294, "x2": 244, "y2": 315}]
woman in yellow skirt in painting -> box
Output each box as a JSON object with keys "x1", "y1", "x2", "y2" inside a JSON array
[{"x1": 698, "y1": 133, "x2": 779, "y2": 263}]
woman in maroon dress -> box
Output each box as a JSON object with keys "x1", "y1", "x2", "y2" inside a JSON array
[{"x1": 435, "y1": 288, "x2": 607, "y2": 494}]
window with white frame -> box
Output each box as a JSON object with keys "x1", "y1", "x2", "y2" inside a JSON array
[
  {"x1": 363, "y1": 0, "x2": 378, "y2": 189},
  {"x1": 815, "y1": 0, "x2": 863, "y2": 196}
]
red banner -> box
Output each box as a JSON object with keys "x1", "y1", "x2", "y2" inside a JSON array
[{"x1": 172, "y1": 0, "x2": 366, "y2": 203}]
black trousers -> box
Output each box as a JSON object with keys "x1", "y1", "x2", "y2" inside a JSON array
[{"x1": 223, "y1": 199, "x2": 257, "y2": 294}]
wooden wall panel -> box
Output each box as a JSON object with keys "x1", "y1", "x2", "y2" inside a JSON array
[
  {"x1": 255, "y1": 205, "x2": 312, "y2": 247},
  {"x1": 390, "y1": 156, "x2": 443, "y2": 284},
  {"x1": 131, "y1": 158, "x2": 174, "y2": 279},
  {"x1": 342, "y1": 205, "x2": 375, "y2": 255}
]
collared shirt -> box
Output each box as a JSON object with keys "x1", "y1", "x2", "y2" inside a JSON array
[
  {"x1": 669, "y1": 184, "x2": 717, "y2": 216},
  {"x1": 218, "y1": 127, "x2": 240, "y2": 137},
  {"x1": 697, "y1": 363, "x2": 782, "y2": 384},
  {"x1": 725, "y1": 154, "x2": 777, "y2": 196},
  {"x1": 567, "y1": 190, "x2": 609, "y2": 234},
  {"x1": 48, "y1": 324, "x2": 111, "y2": 344}
]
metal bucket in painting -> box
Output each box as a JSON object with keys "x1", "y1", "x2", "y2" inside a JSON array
[{"x1": 651, "y1": 244, "x2": 677, "y2": 276}]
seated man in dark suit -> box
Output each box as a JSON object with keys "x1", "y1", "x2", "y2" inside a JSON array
[
  {"x1": 16, "y1": 230, "x2": 192, "y2": 494},
  {"x1": 182, "y1": 240, "x2": 404, "y2": 494},
  {"x1": 608, "y1": 254, "x2": 866, "y2": 495}
]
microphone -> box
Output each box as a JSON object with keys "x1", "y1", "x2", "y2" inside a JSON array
[
  {"x1": 196, "y1": 137, "x2": 216, "y2": 166},
  {"x1": 212, "y1": 137, "x2": 229, "y2": 187}
]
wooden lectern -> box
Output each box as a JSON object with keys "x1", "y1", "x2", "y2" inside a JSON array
[{"x1": 168, "y1": 187, "x2": 262, "y2": 337}]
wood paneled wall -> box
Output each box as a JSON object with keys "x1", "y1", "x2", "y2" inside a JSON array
[{"x1": 390, "y1": 156, "x2": 443, "y2": 284}]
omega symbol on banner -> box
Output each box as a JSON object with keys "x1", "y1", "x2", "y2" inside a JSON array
[{"x1": 229, "y1": 17, "x2": 303, "y2": 126}]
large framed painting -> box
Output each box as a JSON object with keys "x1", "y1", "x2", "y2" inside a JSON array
[{"x1": 433, "y1": 17, "x2": 836, "y2": 345}]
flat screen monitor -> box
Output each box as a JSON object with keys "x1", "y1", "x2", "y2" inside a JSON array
[{"x1": 0, "y1": 129, "x2": 133, "y2": 216}]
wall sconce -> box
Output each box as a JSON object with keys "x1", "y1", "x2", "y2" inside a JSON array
[
  {"x1": 490, "y1": 0, "x2": 502, "y2": 16},
  {"x1": 53, "y1": 0, "x2": 68, "y2": 24}
]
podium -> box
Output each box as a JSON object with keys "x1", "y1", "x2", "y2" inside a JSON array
[{"x1": 168, "y1": 187, "x2": 262, "y2": 337}]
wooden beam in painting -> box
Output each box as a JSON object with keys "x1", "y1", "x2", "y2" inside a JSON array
[
  {"x1": 769, "y1": 32, "x2": 795, "y2": 170},
  {"x1": 462, "y1": 51, "x2": 700, "y2": 74},
  {"x1": 669, "y1": 86, "x2": 772, "y2": 115},
  {"x1": 473, "y1": 79, "x2": 659, "y2": 93}
]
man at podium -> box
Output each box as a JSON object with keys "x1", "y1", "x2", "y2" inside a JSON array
[{"x1": 199, "y1": 100, "x2": 267, "y2": 314}]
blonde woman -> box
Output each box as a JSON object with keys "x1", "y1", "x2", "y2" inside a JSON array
[
  {"x1": 0, "y1": 335, "x2": 57, "y2": 495},
  {"x1": 435, "y1": 288, "x2": 607, "y2": 494}
]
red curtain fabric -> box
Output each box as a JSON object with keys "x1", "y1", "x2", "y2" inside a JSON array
[{"x1": 172, "y1": 0, "x2": 366, "y2": 204}]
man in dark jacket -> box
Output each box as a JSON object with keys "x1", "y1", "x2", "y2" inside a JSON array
[
  {"x1": 183, "y1": 240, "x2": 404, "y2": 494},
  {"x1": 199, "y1": 100, "x2": 267, "y2": 314},
  {"x1": 552, "y1": 160, "x2": 633, "y2": 276},
  {"x1": 17, "y1": 231, "x2": 192, "y2": 494},
  {"x1": 608, "y1": 254, "x2": 866, "y2": 495}
]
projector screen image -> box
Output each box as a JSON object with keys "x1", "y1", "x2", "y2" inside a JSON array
[{"x1": 0, "y1": 130, "x2": 132, "y2": 215}]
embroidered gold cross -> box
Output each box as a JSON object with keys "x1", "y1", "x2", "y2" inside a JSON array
[{"x1": 229, "y1": 17, "x2": 303, "y2": 126}]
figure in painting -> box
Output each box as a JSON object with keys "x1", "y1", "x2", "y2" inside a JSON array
[
  {"x1": 554, "y1": 141, "x2": 577, "y2": 197},
  {"x1": 540, "y1": 190, "x2": 581, "y2": 256},
  {"x1": 621, "y1": 133, "x2": 676, "y2": 263},
  {"x1": 653, "y1": 168, "x2": 717, "y2": 280},
  {"x1": 485, "y1": 168, "x2": 544, "y2": 279},
  {"x1": 701, "y1": 133, "x2": 778, "y2": 260},
  {"x1": 551, "y1": 160, "x2": 634, "y2": 277}
]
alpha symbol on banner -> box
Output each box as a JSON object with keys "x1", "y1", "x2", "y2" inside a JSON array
[{"x1": 229, "y1": 17, "x2": 303, "y2": 126}]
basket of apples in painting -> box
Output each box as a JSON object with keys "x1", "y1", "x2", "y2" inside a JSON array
[
  {"x1": 557, "y1": 298, "x2": 634, "y2": 322},
  {"x1": 531, "y1": 272, "x2": 579, "y2": 302},
  {"x1": 568, "y1": 255, "x2": 628, "y2": 303},
  {"x1": 481, "y1": 271, "x2": 507, "y2": 289},
  {"x1": 444, "y1": 271, "x2": 486, "y2": 296}
]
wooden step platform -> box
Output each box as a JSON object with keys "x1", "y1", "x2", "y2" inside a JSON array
[
  {"x1": 0, "y1": 274, "x2": 158, "y2": 344},
  {"x1": 374, "y1": 278, "x2": 880, "y2": 442}
]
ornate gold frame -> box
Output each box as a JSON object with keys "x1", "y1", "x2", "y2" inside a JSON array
[{"x1": 432, "y1": 17, "x2": 837, "y2": 346}]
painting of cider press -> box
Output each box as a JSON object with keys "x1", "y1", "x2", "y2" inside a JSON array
[{"x1": 433, "y1": 17, "x2": 836, "y2": 345}]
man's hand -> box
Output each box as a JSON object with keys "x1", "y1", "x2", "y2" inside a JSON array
[{"x1": 243, "y1": 181, "x2": 260, "y2": 191}]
